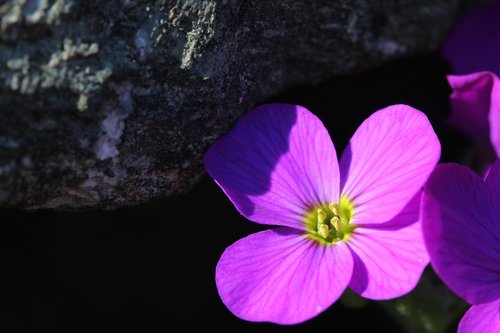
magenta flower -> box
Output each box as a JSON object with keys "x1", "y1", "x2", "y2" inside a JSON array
[
  {"x1": 447, "y1": 72, "x2": 500, "y2": 158},
  {"x1": 422, "y1": 159, "x2": 500, "y2": 333},
  {"x1": 204, "y1": 104, "x2": 440, "y2": 324},
  {"x1": 442, "y1": 1, "x2": 500, "y2": 159}
]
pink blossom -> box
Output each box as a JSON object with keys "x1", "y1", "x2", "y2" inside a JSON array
[
  {"x1": 447, "y1": 72, "x2": 500, "y2": 158},
  {"x1": 423, "y1": 159, "x2": 500, "y2": 333},
  {"x1": 205, "y1": 104, "x2": 440, "y2": 324},
  {"x1": 442, "y1": 1, "x2": 500, "y2": 159}
]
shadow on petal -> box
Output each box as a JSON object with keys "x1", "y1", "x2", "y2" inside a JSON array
[
  {"x1": 348, "y1": 249, "x2": 369, "y2": 294},
  {"x1": 205, "y1": 104, "x2": 340, "y2": 229},
  {"x1": 204, "y1": 104, "x2": 298, "y2": 217},
  {"x1": 359, "y1": 193, "x2": 421, "y2": 231}
]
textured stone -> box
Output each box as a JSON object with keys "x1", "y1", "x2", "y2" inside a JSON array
[{"x1": 0, "y1": 0, "x2": 487, "y2": 209}]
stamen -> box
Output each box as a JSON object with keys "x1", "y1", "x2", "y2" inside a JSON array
[
  {"x1": 329, "y1": 203, "x2": 339, "y2": 216},
  {"x1": 330, "y1": 216, "x2": 341, "y2": 231},
  {"x1": 304, "y1": 197, "x2": 356, "y2": 245},
  {"x1": 318, "y1": 224, "x2": 330, "y2": 239},
  {"x1": 317, "y1": 209, "x2": 327, "y2": 225}
]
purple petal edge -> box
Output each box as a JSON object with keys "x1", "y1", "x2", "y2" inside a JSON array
[
  {"x1": 216, "y1": 228, "x2": 353, "y2": 324},
  {"x1": 458, "y1": 300, "x2": 500, "y2": 333},
  {"x1": 347, "y1": 194, "x2": 429, "y2": 299},
  {"x1": 340, "y1": 104, "x2": 440, "y2": 225},
  {"x1": 447, "y1": 72, "x2": 500, "y2": 157},
  {"x1": 423, "y1": 163, "x2": 500, "y2": 304},
  {"x1": 204, "y1": 104, "x2": 340, "y2": 230}
]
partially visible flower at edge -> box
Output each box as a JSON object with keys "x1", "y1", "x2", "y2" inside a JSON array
[
  {"x1": 204, "y1": 103, "x2": 440, "y2": 324},
  {"x1": 442, "y1": 1, "x2": 500, "y2": 166},
  {"x1": 447, "y1": 72, "x2": 500, "y2": 159},
  {"x1": 422, "y1": 159, "x2": 500, "y2": 333}
]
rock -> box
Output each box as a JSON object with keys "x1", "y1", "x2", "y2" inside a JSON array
[{"x1": 0, "y1": 0, "x2": 487, "y2": 209}]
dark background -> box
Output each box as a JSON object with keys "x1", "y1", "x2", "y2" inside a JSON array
[{"x1": 0, "y1": 53, "x2": 468, "y2": 332}]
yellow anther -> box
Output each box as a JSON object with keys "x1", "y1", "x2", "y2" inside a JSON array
[
  {"x1": 330, "y1": 216, "x2": 341, "y2": 231},
  {"x1": 318, "y1": 224, "x2": 330, "y2": 239},
  {"x1": 329, "y1": 203, "x2": 339, "y2": 216},
  {"x1": 317, "y1": 209, "x2": 327, "y2": 225}
]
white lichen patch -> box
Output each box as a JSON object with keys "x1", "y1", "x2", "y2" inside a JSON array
[
  {"x1": 23, "y1": 0, "x2": 49, "y2": 24},
  {"x1": 117, "y1": 81, "x2": 135, "y2": 114},
  {"x1": 376, "y1": 39, "x2": 406, "y2": 56},
  {"x1": 93, "y1": 82, "x2": 134, "y2": 161},
  {"x1": 167, "y1": 0, "x2": 217, "y2": 70},
  {"x1": 134, "y1": 27, "x2": 151, "y2": 61},
  {"x1": 94, "y1": 112, "x2": 125, "y2": 160},
  {"x1": 135, "y1": 9, "x2": 168, "y2": 61},
  {"x1": 0, "y1": 1, "x2": 23, "y2": 31},
  {"x1": 5, "y1": 38, "x2": 110, "y2": 110},
  {"x1": 1, "y1": 0, "x2": 72, "y2": 30},
  {"x1": 45, "y1": 0, "x2": 73, "y2": 25}
]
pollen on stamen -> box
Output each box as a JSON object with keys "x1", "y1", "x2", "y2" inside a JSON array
[
  {"x1": 318, "y1": 224, "x2": 329, "y2": 239},
  {"x1": 317, "y1": 209, "x2": 327, "y2": 225},
  {"x1": 330, "y1": 216, "x2": 341, "y2": 231},
  {"x1": 304, "y1": 197, "x2": 356, "y2": 245},
  {"x1": 329, "y1": 203, "x2": 339, "y2": 216}
]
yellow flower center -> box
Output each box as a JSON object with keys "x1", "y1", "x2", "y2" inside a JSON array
[{"x1": 304, "y1": 196, "x2": 356, "y2": 245}]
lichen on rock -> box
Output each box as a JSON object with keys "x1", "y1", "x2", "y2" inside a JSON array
[{"x1": 0, "y1": 0, "x2": 488, "y2": 209}]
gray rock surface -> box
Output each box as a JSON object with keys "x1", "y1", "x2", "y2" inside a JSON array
[{"x1": 0, "y1": 0, "x2": 485, "y2": 209}]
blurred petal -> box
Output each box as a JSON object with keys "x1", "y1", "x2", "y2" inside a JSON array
[
  {"x1": 340, "y1": 104, "x2": 440, "y2": 225},
  {"x1": 423, "y1": 163, "x2": 500, "y2": 304},
  {"x1": 489, "y1": 75, "x2": 500, "y2": 156},
  {"x1": 442, "y1": 1, "x2": 500, "y2": 76},
  {"x1": 447, "y1": 73, "x2": 493, "y2": 142},
  {"x1": 216, "y1": 228, "x2": 353, "y2": 324},
  {"x1": 458, "y1": 300, "x2": 500, "y2": 333},
  {"x1": 205, "y1": 104, "x2": 339, "y2": 230},
  {"x1": 347, "y1": 195, "x2": 429, "y2": 299},
  {"x1": 485, "y1": 158, "x2": 500, "y2": 198},
  {"x1": 447, "y1": 72, "x2": 500, "y2": 156}
]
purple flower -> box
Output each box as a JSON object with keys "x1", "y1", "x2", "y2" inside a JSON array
[
  {"x1": 205, "y1": 104, "x2": 440, "y2": 324},
  {"x1": 442, "y1": 1, "x2": 500, "y2": 160},
  {"x1": 422, "y1": 159, "x2": 500, "y2": 332},
  {"x1": 447, "y1": 72, "x2": 500, "y2": 158}
]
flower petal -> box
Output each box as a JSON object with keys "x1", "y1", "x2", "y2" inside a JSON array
[
  {"x1": 423, "y1": 163, "x2": 500, "y2": 304},
  {"x1": 216, "y1": 228, "x2": 353, "y2": 324},
  {"x1": 347, "y1": 194, "x2": 429, "y2": 299},
  {"x1": 447, "y1": 72, "x2": 500, "y2": 156},
  {"x1": 441, "y1": 1, "x2": 500, "y2": 76},
  {"x1": 447, "y1": 73, "x2": 493, "y2": 143},
  {"x1": 339, "y1": 104, "x2": 440, "y2": 225},
  {"x1": 458, "y1": 300, "x2": 500, "y2": 333},
  {"x1": 485, "y1": 158, "x2": 500, "y2": 198},
  {"x1": 204, "y1": 104, "x2": 340, "y2": 230},
  {"x1": 489, "y1": 74, "x2": 500, "y2": 156}
]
